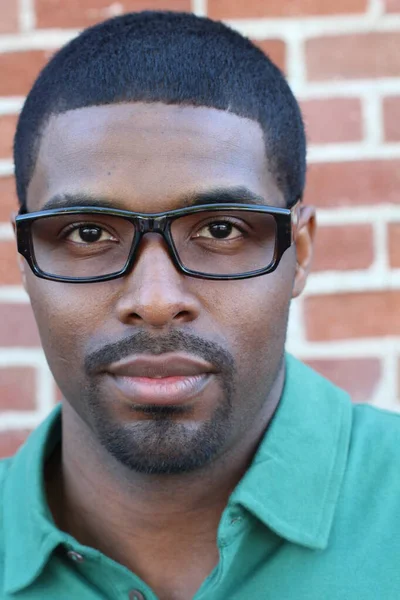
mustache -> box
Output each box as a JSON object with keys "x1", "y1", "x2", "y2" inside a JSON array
[{"x1": 84, "y1": 329, "x2": 235, "y2": 376}]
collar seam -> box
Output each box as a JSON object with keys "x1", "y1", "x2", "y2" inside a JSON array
[{"x1": 4, "y1": 529, "x2": 63, "y2": 594}]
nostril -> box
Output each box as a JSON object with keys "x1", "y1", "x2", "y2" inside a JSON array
[
  {"x1": 129, "y1": 312, "x2": 143, "y2": 321},
  {"x1": 128, "y1": 309, "x2": 189, "y2": 321},
  {"x1": 117, "y1": 299, "x2": 199, "y2": 327},
  {"x1": 174, "y1": 309, "x2": 192, "y2": 321}
]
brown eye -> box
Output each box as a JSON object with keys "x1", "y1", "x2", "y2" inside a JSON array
[
  {"x1": 66, "y1": 225, "x2": 115, "y2": 244},
  {"x1": 195, "y1": 221, "x2": 242, "y2": 240}
]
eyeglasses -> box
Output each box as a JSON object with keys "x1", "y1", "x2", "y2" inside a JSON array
[{"x1": 15, "y1": 202, "x2": 300, "y2": 283}]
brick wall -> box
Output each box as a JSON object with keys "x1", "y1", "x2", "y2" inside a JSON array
[{"x1": 0, "y1": 0, "x2": 399, "y2": 456}]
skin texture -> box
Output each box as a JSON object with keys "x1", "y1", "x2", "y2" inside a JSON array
[{"x1": 19, "y1": 102, "x2": 315, "y2": 600}]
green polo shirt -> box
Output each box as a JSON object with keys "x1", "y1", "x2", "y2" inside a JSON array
[{"x1": 1, "y1": 354, "x2": 400, "y2": 599}]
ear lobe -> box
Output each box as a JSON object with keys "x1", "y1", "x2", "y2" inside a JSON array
[
  {"x1": 16, "y1": 254, "x2": 28, "y2": 291},
  {"x1": 292, "y1": 205, "x2": 316, "y2": 299},
  {"x1": 11, "y1": 212, "x2": 17, "y2": 234}
]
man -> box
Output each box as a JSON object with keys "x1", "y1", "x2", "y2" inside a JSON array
[{"x1": 1, "y1": 10, "x2": 399, "y2": 600}]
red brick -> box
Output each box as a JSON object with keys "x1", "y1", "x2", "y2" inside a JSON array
[
  {"x1": 388, "y1": 223, "x2": 400, "y2": 268},
  {"x1": 305, "y1": 291, "x2": 400, "y2": 341},
  {"x1": 209, "y1": 0, "x2": 367, "y2": 19},
  {"x1": 0, "y1": 177, "x2": 19, "y2": 222},
  {"x1": 0, "y1": 241, "x2": 21, "y2": 285},
  {"x1": 0, "y1": 114, "x2": 18, "y2": 160},
  {"x1": 0, "y1": 304, "x2": 41, "y2": 347},
  {"x1": 305, "y1": 358, "x2": 381, "y2": 402},
  {"x1": 0, "y1": 430, "x2": 31, "y2": 458},
  {"x1": 384, "y1": 0, "x2": 400, "y2": 11},
  {"x1": 36, "y1": 0, "x2": 191, "y2": 28},
  {"x1": 0, "y1": 367, "x2": 36, "y2": 410},
  {"x1": 305, "y1": 160, "x2": 400, "y2": 208},
  {"x1": 383, "y1": 96, "x2": 400, "y2": 142},
  {"x1": 253, "y1": 39, "x2": 286, "y2": 73},
  {"x1": 0, "y1": 0, "x2": 19, "y2": 33},
  {"x1": 0, "y1": 51, "x2": 53, "y2": 96},
  {"x1": 300, "y1": 98, "x2": 362, "y2": 144},
  {"x1": 306, "y1": 33, "x2": 400, "y2": 80},
  {"x1": 313, "y1": 224, "x2": 374, "y2": 272}
]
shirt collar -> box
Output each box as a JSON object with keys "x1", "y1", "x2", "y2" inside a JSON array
[
  {"x1": 3, "y1": 403, "x2": 65, "y2": 594},
  {"x1": 2, "y1": 354, "x2": 353, "y2": 594},
  {"x1": 230, "y1": 354, "x2": 352, "y2": 550}
]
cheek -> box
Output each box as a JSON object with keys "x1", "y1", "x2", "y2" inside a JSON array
[
  {"x1": 216, "y1": 253, "x2": 295, "y2": 338},
  {"x1": 206, "y1": 250, "x2": 296, "y2": 377},
  {"x1": 25, "y1": 273, "x2": 110, "y2": 372}
]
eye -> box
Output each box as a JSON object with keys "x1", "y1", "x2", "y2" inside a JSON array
[
  {"x1": 194, "y1": 220, "x2": 244, "y2": 240},
  {"x1": 64, "y1": 224, "x2": 116, "y2": 244}
]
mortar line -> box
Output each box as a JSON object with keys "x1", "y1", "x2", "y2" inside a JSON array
[
  {"x1": 192, "y1": 0, "x2": 207, "y2": 17},
  {"x1": 18, "y1": 0, "x2": 36, "y2": 33}
]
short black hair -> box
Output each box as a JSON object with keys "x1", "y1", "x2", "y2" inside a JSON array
[{"x1": 14, "y1": 10, "x2": 306, "y2": 211}]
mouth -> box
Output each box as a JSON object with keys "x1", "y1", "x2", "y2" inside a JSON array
[{"x1": 106, "y1": 353, "x2": 217, "y2": 406}]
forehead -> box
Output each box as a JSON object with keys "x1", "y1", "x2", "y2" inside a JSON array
[{"x1": 27, "y1": 102, "x2": 283, "y2": 212}]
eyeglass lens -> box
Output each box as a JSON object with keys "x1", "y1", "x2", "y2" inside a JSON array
[{"x1": 31, "y1": 210, "x2": 277, "y2": 278}]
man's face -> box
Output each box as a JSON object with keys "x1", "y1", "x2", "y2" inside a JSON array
[{"x1": 23, "y1": 102, "x2": 302, "y2": 474}]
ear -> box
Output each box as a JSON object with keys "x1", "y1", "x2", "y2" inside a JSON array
[
  {"x1": 11, "y1": 212, "x2": 28, "y2": 292},
  {"x1": 292, "y1": 205, "x2": 316, "y2": 299}
]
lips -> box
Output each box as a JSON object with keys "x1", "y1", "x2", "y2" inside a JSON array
[
  {"x1": 106, "y1": 353, "x2": 217, "y2": 405},
  {"x1": 107, "y1": 353, "x2": 215, "y2": 378}
]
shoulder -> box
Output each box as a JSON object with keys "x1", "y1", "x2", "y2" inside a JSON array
[
  {"x1": 0, "y1": 456, "x2": 13, "y2": 523},
  {"x1": 0, "y1": 456, "x2": 13, "y2": 524},
  {"x1": 0, "y1": 456, "x2": 11, "y2": 483},
  {"x1": 351, "y1": 402, "x2": 400, "y2": 452},
  {"x1": 344, "y1": 403, "x2": 400, "y2": 498},
  {"x1": 0, "y1": 457, "x2": 13, "y2": 580}
]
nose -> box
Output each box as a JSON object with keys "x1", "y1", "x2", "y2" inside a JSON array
[{"x1": 115, "y1": 234, "x2": 201, "y2": 328}]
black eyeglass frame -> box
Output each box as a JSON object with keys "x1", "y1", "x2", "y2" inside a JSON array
[{"x1": 15, "y1": 201, "x2": 300, "y2": 283}]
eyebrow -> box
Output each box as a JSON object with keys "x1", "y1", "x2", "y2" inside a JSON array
[{"x1": 37, "y1": 186, "x2": 269, "y2": 213}]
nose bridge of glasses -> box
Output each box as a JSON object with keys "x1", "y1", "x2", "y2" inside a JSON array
[
  {"x1": 132, "y1": 215, "x2": 178, "y2": 275},
  {"x1": 137, "y1": 215, "x2": 168, "y2": 234}
]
